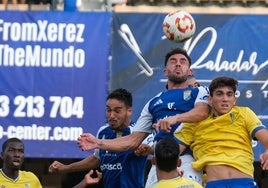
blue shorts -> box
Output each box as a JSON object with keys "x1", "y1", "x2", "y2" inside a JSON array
[{"x1": 206, "y1": 178, "x2": 259, "y2": 188}]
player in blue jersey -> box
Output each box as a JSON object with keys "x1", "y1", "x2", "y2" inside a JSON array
[
  {"x1": 77, "y1": 48, "x2": 210, "y2": 187},
  {"x1": 49, "y1": 88, "x2": 152, "y2": 188}
]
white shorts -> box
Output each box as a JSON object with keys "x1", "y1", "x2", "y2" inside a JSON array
[{"x1": 145, "y1": 154, "x2": 203, "y2": 188}]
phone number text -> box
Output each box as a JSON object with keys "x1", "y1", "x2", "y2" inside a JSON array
[{"x1": 0, "y1": 95, "x2": 84, "y2": 118}]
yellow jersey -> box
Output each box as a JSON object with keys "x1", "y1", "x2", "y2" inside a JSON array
[
  {"x1": 153, "y1": 176, "x2": 203, "y2": 188},
  {"x1": 0, "y1": 169, "x2": 42, "y2": 188},
  {"x1": 174, "y1": 106, "x2": 265, "y2": 178}
]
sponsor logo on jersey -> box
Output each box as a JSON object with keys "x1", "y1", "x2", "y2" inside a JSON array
[{"x1": 100, "y1": 163, "x2": 122, "y2": 171}]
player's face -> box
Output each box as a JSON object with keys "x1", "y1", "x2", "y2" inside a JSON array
[
  {"x1": 209, "y1": 86, "x2": 236, "y2": 116},
  {"x1": 2, "y1": 142, "x2": 24, "y2": 171},
  {"x1": 164, "y1": 53, "x2": 191, "y2": 84},
  {"x1": 106, "y1": 99, "x2": 132, "y2": 131}
]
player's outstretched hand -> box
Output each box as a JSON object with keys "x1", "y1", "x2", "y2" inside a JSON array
[
  {"x1": 154, "y1": 115, "x2": 178, "y2": 133},
  {"x1": 48, "y1": 161, "x2": 67, "y2": 174},
  {"x1": 260, "y1": 150, "x2": 268, "y2": 170},
  {"x1": 73, "y1": 169, "x2": 102, "y2": 188},
  {"x1": 77, "y1": 133, "x2": 99, "y2": 151},
  {"x1": 84, "y1": 169, "x2": 102, "y2": 185}
]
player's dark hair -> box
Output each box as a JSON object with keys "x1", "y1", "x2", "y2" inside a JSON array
[
  {"x1": 107, "y1": 88, "x2": 132, "y2": 108},
  {"x1": 164, "y1": 48, "x2": 192, "y2": 67},
  {"x1": 155, "y1": 137, "x2": 179, "y2": 172},
  {"x1": 2, "y1": 137, "x2": 23, "y2": 152},
  {"x1": 209, "y1": 76, "x2": 238, "y2": 96}
]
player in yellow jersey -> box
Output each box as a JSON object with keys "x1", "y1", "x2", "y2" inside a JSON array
[
  {"x1": 174, "y1": 76, "x2": 268, "y2": 188},
  {"x1": 0, "y1": 137, "x2": 42, "y2": 188},
  {"x1": 152, "y1": 137, "x2": 202, "y2": 188}
]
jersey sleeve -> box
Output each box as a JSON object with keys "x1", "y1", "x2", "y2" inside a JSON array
[
  {"x1": 132, "y1": 100, "x2": 154, "y2": 134},
  {"x1": 141, "y1": 132, "x2": 155, "y2": 146},
  {"x1": 243, "y1": 107, "x2": 266, "y2": 139},
  {"x1": 195, "y1": 86, "x2": 209, "y2": 105}
]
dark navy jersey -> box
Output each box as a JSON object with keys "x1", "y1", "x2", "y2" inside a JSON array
[
  {"x1": 133, "y1": 86, "x2": 209, "y2": 142},
  {"x1": 94, "y1": 122, "x2": 148, "y2": 188}
]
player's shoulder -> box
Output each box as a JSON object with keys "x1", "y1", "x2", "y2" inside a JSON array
[
  {"x1": 98, "y1": 123, "x2": 110, "y2": 131},
  {"x1": 96, "y1": 123, "x2": 113, "y2": 137},
  {"x1": 232, "y1": 106, "x2": 252, "y2": 113},
  {"x1": 179, "y1": 177, "x2": 203, "y2": 188},
  {"x1": 19, "y1": 170, "x2": 39, "y2": 179},
  {"x1": 129, "y1": 121, "x2": 136, "y2": 127},
  {"x1": 19, "y1": 170, "x2": 42, "y2": 187},
  {"x1": 149, "y1": 91, "x2": 165, "y2": 100}
]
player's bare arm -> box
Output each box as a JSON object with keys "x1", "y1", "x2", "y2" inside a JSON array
[
  {"x1": 155, "y1": 102, "x2": 209, "y2": 133},
  {"x1": 77, "y1": 131, "x2": 148, "y2": 152},
  {"x1": 49, "y1": 155, "x2": 100, "y2": 174}
]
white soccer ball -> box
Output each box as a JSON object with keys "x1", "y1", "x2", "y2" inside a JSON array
[{"x1": 163, "y1": 10, "x2": 196, "y2": 43}]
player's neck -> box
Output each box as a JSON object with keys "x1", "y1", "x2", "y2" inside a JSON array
[
  {"x1": 1, "y1": 168, "x2": 19, "y2": 181},
  {"x1": 167, "y1": 82, "x2": 189, "y2": 90},
  {"x1": 125, "y1": 118, "x2": 132, "y2": 127},
  {"x1": 157, "y1": 169, "x2": 179, "y2": 181}
]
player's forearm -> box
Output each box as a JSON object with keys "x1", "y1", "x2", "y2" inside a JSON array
[
  {"x1": 98, "y1": 137, "x2": 137, "y2": 151},
  {"x1": 175, "y1": 104, "x2": 209, "y2": 123},
  {"x1": 66, "y1": 157, "x2": 99, "y2": 173},
  {"x1": 97, "y1": 132, "x2": 146, "y2": 152}
]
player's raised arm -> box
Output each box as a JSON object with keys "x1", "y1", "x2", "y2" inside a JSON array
[
  {"x1": 155, "y1": 102, "x2": 209, "y2": 133},
  {"x1": 77, "y1": 131, "x2": 148, "y2": 152}
]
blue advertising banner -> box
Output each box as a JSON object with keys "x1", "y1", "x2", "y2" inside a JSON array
[
  {"x1": 0, "y1": 11, "x2": 111, "y2": 158},
  {"x1": 111, "y1": 13, "x2": 268, "y2": 161}
]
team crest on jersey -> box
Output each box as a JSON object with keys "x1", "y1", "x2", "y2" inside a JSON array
[
  {"x1": 183, "y1": 90, "x2": 192, "y2": 101},
  {"x1": 116, "y1": 131, "x2": 123, "y2": 137},
  {"x1": 229, "y1": 113, "x2": 235, "y2": 123}
]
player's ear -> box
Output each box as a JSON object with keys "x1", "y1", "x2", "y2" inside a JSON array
[
  {"x1": 233, "y1": 97, "x2": 237, "y2": 105},
  {"x1": 163, "y1": 68, "x2": 168, "y2": 76},
  {"x1": 188, "y1": 69, "x2": 193, "y2": 75},
  {"x1": 208, "y1": 95, "x2": 212, "y2": 106},
  {"x1": 151, "y1": 156, "x2": 156, "y2": 165},
  {"x1": 127, "y1": 107, "x2": 132, "y2": 116},
  {"x1": 177, "y1": 158, "x2": 182, "y2": 167}
]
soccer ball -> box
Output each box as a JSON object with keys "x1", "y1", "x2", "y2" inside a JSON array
[{"x1": 163, "y1": 10, "x2": 196, "y2": 43}]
